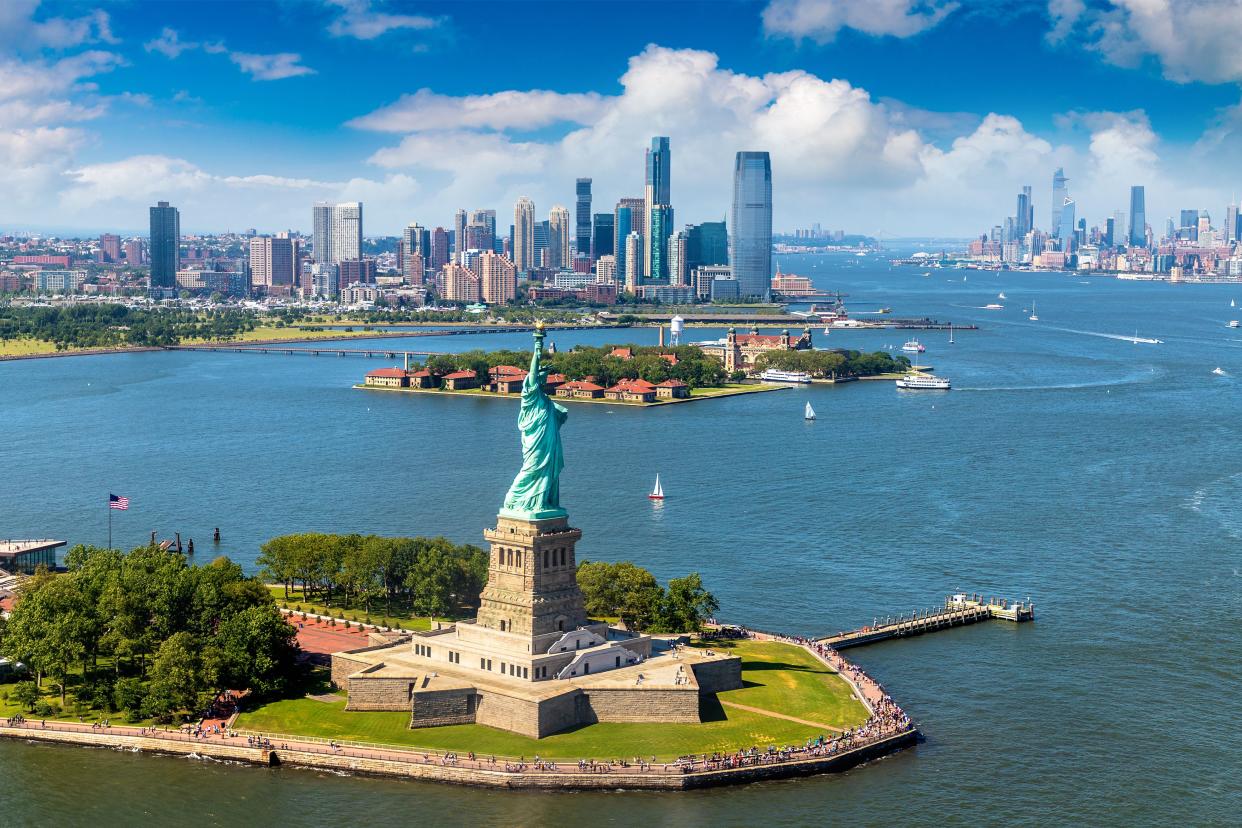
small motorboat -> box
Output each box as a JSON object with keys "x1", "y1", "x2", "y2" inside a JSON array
[{"x1": 1213, "y1": 367, "x2": 1227, "y2": 376}]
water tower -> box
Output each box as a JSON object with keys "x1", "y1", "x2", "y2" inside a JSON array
[{"x1": 670, "y1": 314, "x2": 684, "y2": 346}]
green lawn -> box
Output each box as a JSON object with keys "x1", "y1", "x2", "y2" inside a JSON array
[
  {"x1": 695, "y1": 640, "x2": 869, "y2": 725},
  {"x1": 688, "y1": 383, "x2": 785, "y2": 398},
  {"x1": 0, "y1": 338, "x2": 87, "y2": 357},
  {"x1": 268, "y1": 586, "x2": 448, "y2": 631},
  {"x1": 233, "y1": 641, "x2": 866, "y2": 761}
]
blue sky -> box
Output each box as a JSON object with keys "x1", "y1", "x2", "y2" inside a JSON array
[{"x1": 5, "y1": 0, "x2": 1242, "y2": 236}]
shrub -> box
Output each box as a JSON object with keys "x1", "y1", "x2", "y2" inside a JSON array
[
  {"x1": 12, "y1": 681, "x2": 39, "y2": 711},
  {"x1": 33, "y1": 700, "x2": 54, "y2": 717}
]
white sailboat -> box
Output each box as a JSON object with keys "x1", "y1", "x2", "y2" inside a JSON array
[
  {"x1": 949, "y1": 323, "x2": 955, "y2": 345},
  {"x1": 804, "y1": 402, "x2": 816, "y2": 421},
  {"x1": 998, "y1": 292, "x2": 1007, "y2": 299},
  {"x1": 647, "y1": 474, "x2": 664, "y2": 501},
  {"x1": 1232, "y1": 299, "x2": 1236, "y2": 308},
  {"x1": 1029, "y1": 301, "x2": 1039, "y2": 321}
]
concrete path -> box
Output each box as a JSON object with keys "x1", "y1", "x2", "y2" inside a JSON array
[{"x1": 719, "y1": 700, "x2": 846, "y2": 733}]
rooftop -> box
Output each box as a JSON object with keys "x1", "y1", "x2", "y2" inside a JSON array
[{"x1": 0, "y1": 539, "x2": 66, "y2": 556}]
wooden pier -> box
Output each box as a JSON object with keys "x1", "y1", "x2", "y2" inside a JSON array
[{"x1": 817, "y1": 593, "x2": 1034, "y2": 650}]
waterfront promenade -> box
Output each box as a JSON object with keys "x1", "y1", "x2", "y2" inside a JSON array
[{"x1": 0, "y1": 633, "x2": 916, "y2": 790}]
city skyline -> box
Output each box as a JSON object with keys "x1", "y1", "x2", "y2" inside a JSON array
[{"x1": 8, "y1": 1, "x2": 1242, "y2": 236}]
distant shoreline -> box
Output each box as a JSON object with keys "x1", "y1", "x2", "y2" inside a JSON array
[{"x1": 354, "y1": 383, "x2": 789, "y2": 406}]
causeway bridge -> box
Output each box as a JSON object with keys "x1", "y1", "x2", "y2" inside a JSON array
[{"x1": 816, "y1": 594, "x2": 1034, "y2": 650}]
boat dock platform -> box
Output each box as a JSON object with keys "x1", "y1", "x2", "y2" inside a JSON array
[{"x1": 817, "y1": 593, "x2": 1034, "y2": 650}]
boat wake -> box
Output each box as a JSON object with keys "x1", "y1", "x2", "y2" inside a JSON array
[
  {"x1": 955, "y1": 368, "x2": 1163, "y2": 392},
  {"x1": 1042, "y1": 325, "x2": 1163, "y2": 344}
]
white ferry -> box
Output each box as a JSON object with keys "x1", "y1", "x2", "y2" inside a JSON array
[
  {"x1": 901, "y1": 339, "x2": 926, "y2": 353},
  {"x1": 895, "y1": 372, "x2": 951, "y2": 390},
  {"x1": 759, "y1": 368, "x2": 812, "y2": 384}
]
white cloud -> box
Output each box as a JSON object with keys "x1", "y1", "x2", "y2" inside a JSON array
[
  {"x1": 324, "y1": 0, "x2": 444, "y2": 40},
  {"x1": 145, "y1": 27, "x2": 196, "y2": 59},
  {"x1": 228, "y1": 52, "x2": 316, "y2": 81},
  {"x1": 1050, "y1": 0, "x2": 1242, "y2": 84},
  {"x1": 0, "y1": 0, "x2": 117, "y2": 50},
  {"x1": 348, "y1": 89, "x2": 610, "y2": 133},
  {"x1": 762, "y1": 0, "x2": 959, "y2": 42}
]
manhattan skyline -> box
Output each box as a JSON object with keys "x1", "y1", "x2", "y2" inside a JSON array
[{"x1": 6, "y1": 1, "x2": 1242, "y2": 236}]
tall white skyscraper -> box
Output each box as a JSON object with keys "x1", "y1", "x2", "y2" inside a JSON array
[
  {"x1": 548, "y1": 205, "x2": 570, "y2": 270},
  {"x1": 313, "y1": 201, "x2": 362, "y2": 265},
  {"x1": 514, "y1": 197, "x2": 535, "y2": 272},
  {"x1": 668, "y1": 229, "x2": 688, "y2": 287},
  {"x1": 624, "y1": 231, "x2": 642, "y2": 293}
]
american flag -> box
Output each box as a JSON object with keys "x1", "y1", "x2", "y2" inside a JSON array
[{"x1": 109, "y1": 494, "x2": 130, "y2": 510}]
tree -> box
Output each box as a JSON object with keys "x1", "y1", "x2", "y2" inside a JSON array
[
  {"x1": 576, "y1": 561, "x2": 664, "y2": 631},
  {"x1": 205, "y1": 604, "x2": 298, "y2": 699},
  {"x1": 147, "y1": 632, "x2": 202, "y2": 715},
  {"x1": 406, "y1": 543, "x2": 457, "y2": 623},
  {"x1": 12, "y1": 681, "x2": 40, "y2": 712},
  {"x1": 660, "y1": 574, "x2": 719, "y2": 634}
]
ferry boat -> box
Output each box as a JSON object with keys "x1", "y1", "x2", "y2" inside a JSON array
[
  {"x1": 901, "y1": 339, "x2": 926, "y2": 353},
  {"x1": 760, "y1": 368, "x2": 813, "y2": 384},
  {"x1": 895, "y1": 372, "x2": 951, "y2": 390},
  {"x1": 983, "y1": 303, "x2": 1004, "y2": 310}
]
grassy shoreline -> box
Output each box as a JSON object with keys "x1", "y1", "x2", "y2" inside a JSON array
[{"x1": 234, "y1": 641, "x2": 869, "y2": 761}]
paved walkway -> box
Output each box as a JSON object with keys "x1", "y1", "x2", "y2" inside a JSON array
[{"x1": 718, "y1": 700, "x2": 845, "y2": 732}]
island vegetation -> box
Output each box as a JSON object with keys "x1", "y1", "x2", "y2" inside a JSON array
[
  {"x1": 754, "y1": 348, "x2": 912, "y2": 377},
  {"x1": 424, "y1": 343, "x2": 729, "y2": 389},
  {"x1": 0, "y1": 545, "x2": 297, "y2": 723},
  {"x1": 576, "y1": 561, "x2": 719, "y2": 633},
  {"x1": 256, "y1": 533, "x2": 488, "y2": 626}
]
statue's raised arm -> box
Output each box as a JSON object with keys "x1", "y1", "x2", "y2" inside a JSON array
[{"x1": 501, "y1": 324, "x2": 569, "y2": 520}]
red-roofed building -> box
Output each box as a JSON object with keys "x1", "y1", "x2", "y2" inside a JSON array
[
  {"x1": 364, "y1": 367, "x2": 411, "y2": 388},
  {"x1": 604, "y1": 378, "x2": 657, "y2": 403},
  {"x1": 494, "y1": 371, "x2": 528, "y2": 393},
  {"x1": 543, "y1": 373, "x2": 567, "y2": 392},
  {"x1": 410, "y1": 369, "x2": 439, "y2": 389},
  {"x1": 655, "y1": 379, "x2": 690, "y2": 399},
  {"x1": 659, "y1": 353, "x2": 679, "y2": 365},
  {"x1": 443, "y1": 369, "x2": 478, "y2": 390},
  {"x1": 607, "y1": 347, "x2": 633, "y2": 360},
  {"x1": 704, "y1": 326, "x2": 814, "y2": 372},
  {"x1": 555, "y1": 380, "x2": 605, "y2": 399}
]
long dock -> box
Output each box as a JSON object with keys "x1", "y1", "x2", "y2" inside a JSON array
[
  {"x1": 816, "y1": 594, "x2": 1034, "y2": 650},
  {"x1": 169, "y1": 345, "x2": 447, "y2": 360}
]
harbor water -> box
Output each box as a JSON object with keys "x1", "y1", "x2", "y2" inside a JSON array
[{"x1": 2, "y1": 253, "x2": 1239, "y2": 825}]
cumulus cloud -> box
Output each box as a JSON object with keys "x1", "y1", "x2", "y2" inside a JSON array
[
  {"x1": 324, "y1": 0, "x2": 444, "y2": 40},
  {"x1": 145, "y1": 27, "x2": 196, "y2": 59},
  {"x1": 349, "y1": 89, "x2": 610, "y2": 133},
  {"x1": 228, "y1": 52, "x2": 316, "y2": 81},
  {"x1": 0, "y1": 0, "x2": 117, "y2": 50},
  {"x1": 1050, "y1": 0, "x2": 1242, "y2": 84},
  {"x1": 763, "y1": 0, "x2": 959, "y2": 41}
]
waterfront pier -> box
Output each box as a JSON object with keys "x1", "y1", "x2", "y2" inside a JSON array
[{"x1": 817, "y1": 594, "x2": 1034, "y2": 650}]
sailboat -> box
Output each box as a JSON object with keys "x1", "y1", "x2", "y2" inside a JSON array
[
  {"x1": 1232, "y1": 299, "x2": 1237, "y2": 308},
  {"x1": 949, "y1": 323, "x2": 955, "y2": 345},
  {"x1": 648, "y1": 474, "x2": 665, "y2": 501},
  {"x1": 1029, "y1": 301, "x2": 1039, "y2": 321},
  {"x1": 998, "y1": 292, "x2": 1007, "y2": 300},
  {"x1": 805, "y1": 401, "x2": 816, "y2": 421}
]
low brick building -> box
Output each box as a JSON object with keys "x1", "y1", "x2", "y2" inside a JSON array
[
  {"x1": 555, "y1": 380, "x2": 605, "y2": 399},
  {"x1": 604, "y1": 378, "x2": 657, "y2": 403},
  {"x1": 655, "y1": 379, "x2": 690, "y2": 399},
  {"x1": 364, "y1": 368, "x2": 411, "y2": 388},
  {"x1": 443, "y1": 370, "x2": 478, "y2": 390}
]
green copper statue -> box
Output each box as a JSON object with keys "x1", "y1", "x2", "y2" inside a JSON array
[{"x1": 501, "y1": 323, "x2": 568, "y2": 520}]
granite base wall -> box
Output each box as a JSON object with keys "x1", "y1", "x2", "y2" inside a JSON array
[
  {"x1": 690, "y1": 657, "x2": 743, "y2": 693},
  {"x1": 581, "y1": 687, "x2": 701, "y2": 724},
  {"x1": 411, "y1": 689, "x2": 477, "y2": 728},
  {"x1": 346, "y1": 673, "x2": 413, "y2": 711}
]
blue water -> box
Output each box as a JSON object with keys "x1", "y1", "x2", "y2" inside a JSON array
[{"x1": 3, "y1": 252, "x2": 1239, "y2": 825}]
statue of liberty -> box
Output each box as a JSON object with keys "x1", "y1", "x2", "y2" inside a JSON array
[{"x1": 501, "y1": 323, "x2": 568, "y2": 519}]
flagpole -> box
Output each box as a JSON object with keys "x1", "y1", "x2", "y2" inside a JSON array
[{"x1": 108, "y1": 494, "x2": 112, "y2": 550}]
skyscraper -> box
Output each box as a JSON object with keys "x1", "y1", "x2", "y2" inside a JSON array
[
  {"x1": 730, "y1": 151, "x2": 772, "y2": 300},
  {"x1": 548, "y1": 205, "x2": 570, "y2": 270},
  {"x1": 644, "y1": 137, "x2": 671, "y2": 278},
  {"x1": 1129, "y1": 186, "x2": 1146, "y2": 247},
  {"x1": 615, "y1": 197, "x2": 645, "y2": 284},
  {"x1": 249, "y1": 234, "x2": 295, "y2": 291},
  {"x1": 478, "y1": 252, "x2": 517, "y2": 304},
  {"x1": 312, "y1": 202, "x2": 333, "y2": 263},
  {"x1": 100, "y1": 233, "x2": 121, "y2": 263},
  {"x1": 1051, "y1": 168, "x2": 1068, "y2": 238},
  {"x1": 1226, "y1": 204, "x2": 1240, "y2": 242},
  {"x1": 1015, "y1": 186, "x2": 1033, "y2": 238},
  {"x1": 668, "y1": 230, "x2": 688, "y2": 287},
  {"x1": 592, "y1": 213, "x2": 614, "y2": 260},
  {"x1": 1059, "y1": 198, "x2": 1076, "y2": 251},
  {"x1": 648, "y1": 204, "x2": 673, "y2": 280},
  {"x1": 401, "y1": 223, "x2": 429, "y2": 281},
  {"x1": 575, "y1": 179, "x2": 592, "y2": 259},
  {"x1": 430, "y1": 227, "x2": 450, "y2": 271},
  {"x1": 513, "y1": 197, "x2": 535, "y2": 273},
  {"x1": 1112, "y1": 211, "x2": 1126, "y2": 247},
  {"x1": 686, "y1": 221, "x2": 728, "y2": 273},
  {"x1": 332, "y1": 202, "x2": 362, "y2": 264},
  {"x1": 624, "y1": 231, "x2": 642, "y2": 293},
  {"x1": 534, "y1": 220, "x2": 550, "y2": 268},
  {"x1": 149, "y1": 200, "x2": 180, "y2": 294},
  {"x1": 453, "y1": 209, "x2": 467, "y2": 255}
]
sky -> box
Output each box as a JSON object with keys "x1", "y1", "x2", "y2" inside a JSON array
[{"x1": 6, "y1": 0, "x2": 1242, "y2": 237}]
